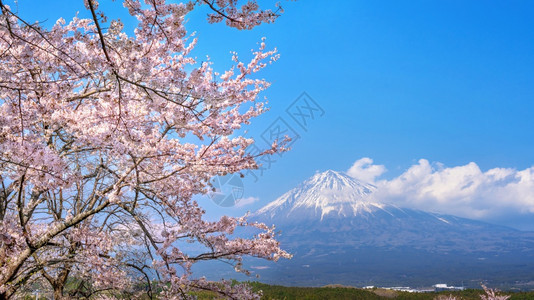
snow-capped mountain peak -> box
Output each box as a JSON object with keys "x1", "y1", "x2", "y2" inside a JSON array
[
  {"x1": 246, "y1": 171, "x2": 534, "y2": 289},
  {"x1": 255, "y1": 170, "x2": 382, "y2": 221}
]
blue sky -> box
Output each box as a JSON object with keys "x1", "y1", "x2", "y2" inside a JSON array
[{"x1": 12, "y1": 1, "x2": 534, "y2": 229}]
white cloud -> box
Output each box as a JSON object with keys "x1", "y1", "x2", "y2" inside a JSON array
[
  {"x1": 347, "y1": 158, "x2": 534, "y2": 220},
  {"x1": 250, "y1": 266, "x2": 270, "y2": 270},
  {"x1": 346, "y1": 157, "x2": 387, "y2": 183},
  {"x1": 235, "y1": 196, "x2": 260, "y2": 208}
]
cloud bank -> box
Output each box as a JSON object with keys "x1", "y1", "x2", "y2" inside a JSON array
[
  {"x1": 347, "y1": 157, "x2": 387, "y2": 183},
  {"x1": 347, "y1": 157, "x2": 534, "y2": 220}
]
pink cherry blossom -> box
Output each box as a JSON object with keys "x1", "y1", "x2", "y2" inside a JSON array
[{"x1": 0, "y1": 0, "x2": 290, "y2": 298}]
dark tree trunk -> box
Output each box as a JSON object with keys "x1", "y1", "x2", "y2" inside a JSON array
[{"x1": 53, "y1": 286, "x2": 64, "y2": 300}]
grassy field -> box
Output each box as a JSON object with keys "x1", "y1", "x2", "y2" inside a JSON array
[
  {"x1": 23, "y1": 281, "x2": 534, "y2": 299},
  {"x1": 237, "y1": 282, "x2": 534, "y2": 300}
]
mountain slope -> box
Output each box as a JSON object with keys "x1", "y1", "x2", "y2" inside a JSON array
[
  {"x1": 255, "y1": 170, "x2": 379, "y2": 221},
  {"x1": 246, "y1": 170, "x2": 534, "y2": 289}
]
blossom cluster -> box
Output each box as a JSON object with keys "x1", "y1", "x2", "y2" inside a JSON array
[{"x1": 0, "y1": 0, "x2": 288, "y2": 298}]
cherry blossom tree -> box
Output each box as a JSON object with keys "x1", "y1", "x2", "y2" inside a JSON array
[
  {"x1": 0, "y1": 0, "x2": 290, "y2": 298},
  {"x1": 30, "y1": 224, "x2": 132, "y2": 299},
  {"x1": 479, "y1": 285, "x2": 511, "y2": 300}
]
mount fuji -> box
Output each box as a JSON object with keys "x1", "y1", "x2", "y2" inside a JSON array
[
  {"x1": 245, "y1": 170, "x2": 534, "y2": 289},
  {"x1": 255, "y1": 170, "x2": 379, "y2": 221}
]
